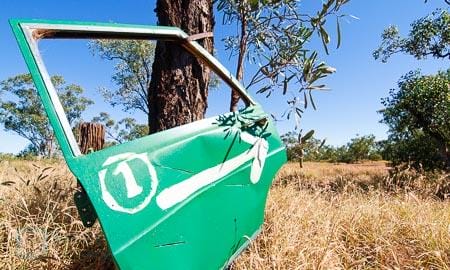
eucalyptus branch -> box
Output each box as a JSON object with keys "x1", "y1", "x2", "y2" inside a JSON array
[{"x1": 217, "y1": 0, "x2": 349, "y2": 120}]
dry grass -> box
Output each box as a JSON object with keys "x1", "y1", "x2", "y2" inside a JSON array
[
  {"x1": 1, "y1": 159, "x2": 449, "y2": 269},
  {"x1": 0, "y1": 160, "x2": 113, "y2": 270},
  {"x1": 232, "y1": 162, "x2": 450, "y2": 270}
]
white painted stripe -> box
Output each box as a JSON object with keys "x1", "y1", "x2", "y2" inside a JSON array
[{"x1": 156, "y1": 132, "x2": 268, "y2": 210}]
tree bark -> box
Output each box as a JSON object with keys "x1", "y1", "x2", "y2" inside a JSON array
[
  {"x1": 229, "y1": 10, "x2": 247, "y2": 112},
  {"x1": 75, "y1": 122, "x2": 105, "y2": 228},
  {"x1": 77, "y1": 122, "x2": 105, "y2": 154},
  {"x1": 437, "y1": 141, "x2": 450, "y2": 169},
  {"x1": 149, "y1": 0, "x2": 214, "y2": 133}
]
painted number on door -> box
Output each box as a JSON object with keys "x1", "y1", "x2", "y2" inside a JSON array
[
  {"x1": 98, "y1": 153, "x2": 159, "y2": 214},
  {"x1": 98, "y1": 132, "x2": 268, "y2": 214}
]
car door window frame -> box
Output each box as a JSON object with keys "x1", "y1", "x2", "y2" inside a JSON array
[{"x1": 11, "y1": 19, "x2": 257, "y2": 158}]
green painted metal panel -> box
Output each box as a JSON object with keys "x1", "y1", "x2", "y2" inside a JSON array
[{"x1": 10, "y1": 19, "x2": 287, "y2": 269}]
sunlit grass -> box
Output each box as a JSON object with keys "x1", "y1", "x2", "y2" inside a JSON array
[{"x1": 1, "y1": 160, "x2": 449, "y2": 269}]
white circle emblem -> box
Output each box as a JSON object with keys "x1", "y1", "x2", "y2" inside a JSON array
[{"x1": 98, "y1": 152, "x2": 158, "y2": 214}]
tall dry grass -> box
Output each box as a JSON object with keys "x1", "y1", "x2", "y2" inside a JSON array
[
  {"x1": 0, "y1": 160, "x2": 113, "y2": 270},
  {"x1": 1, "y1": 160, "x2": 449, "y2": 269},
  {"x1": 231, "y1": 162, "x2": 450, "y2": 269}
]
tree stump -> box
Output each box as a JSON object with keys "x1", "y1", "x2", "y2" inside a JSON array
[
  {"x1": 74, "y1": 122, "x2": 105, "y2": 228},
  {"x1": 76, "y1": 122, "x2": 105, "y2": 154}
]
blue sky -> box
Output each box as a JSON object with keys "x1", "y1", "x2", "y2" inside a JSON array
[{"x1": 0, "y1": 0, "x2": 448, "y2": 153}]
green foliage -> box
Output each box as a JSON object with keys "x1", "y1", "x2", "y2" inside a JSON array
[
  {"x1": 216, "y1": 0, "x2": 351, "y2": 125},
  {"x1": 379, "y1": 133, "x2": 445, "y2": 170},
  {"x1": 341, "y1": 135, "x2": 380, "y2": 163},
  {"x1": 380, "y1": 70, "x2": 450, "y2": 170},
  {"x1": 282, "y1": 133, "x2": 382, "y2": 164},
  {"x1": 92, "y1": 112, "x2": 149, "y2": 145},
  {"x1": 281, "y1": 132, "x2": 310, "y2": 162},
  {"x1": 373, "y1": 8, "x2": 450, "y2": 62},
  {"x1": 0, "y1": 152, "x2": 17, "y2": 160},
  {"x1": 89, "y1": 40, "x2": 156, "y2": 116},
  {"x1": 0, "y1": 74, "x2": 93, "y2": 157},
  {"x1": 281, "y1": 130, "x2": 325, "y2": 166},
  {"x1": 374, "y1": 2, "x2": 450, "y2": 170}
]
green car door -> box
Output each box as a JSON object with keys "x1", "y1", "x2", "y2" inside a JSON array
[{"x1": 10, "y1": 19, "x2": 287, "y2": 270}]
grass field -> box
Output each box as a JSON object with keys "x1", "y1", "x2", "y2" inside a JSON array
[{"x1": 1, "y1": 160, "x2": 449, "y2": 269}]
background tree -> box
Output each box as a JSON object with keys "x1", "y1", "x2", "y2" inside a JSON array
[
  {"x1": 216, "y1": 0, "x2": 349, "y2": 115},
  {"x1": 380, "y1": 70, "x2": 450, "y2": 170},
  {"x1": 92, "y1": 112, "x2": 149, "y2": 145},
  {"x1": 373, "y1": 8, "x2": 450, "y2": 62},
  {"x1": 90, "y1": 1, "x2": 350, "y2": 138},
  {"x1": 89, "y1": 40, "x2": 156, "y2": 131},
  {"x1": 149, "y1": 0, "x2": 214, "y2": 133},
  {"x1": 0, "y1": 74, "x2": 93, "y2": 157},
  {"x1": 378, "y1": 133, "x2": 445, "y2": 169},
  {"x1": 344, "y1": 134, "x2": 381, "y2": 163},
  {"x1": 281, "y1": 130, "x2": 326, "y2": 168},
  {"x1": 374, "y1": 1, "x2": 449, "y2": 170},
  {"x1": 282, "y1": 132, "x2": 382, "y2": 164}
]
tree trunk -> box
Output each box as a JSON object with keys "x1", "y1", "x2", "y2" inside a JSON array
[
  {"x1": 77, "y1": 122, "x2": 105, "y2": 154},
  {"x1": 47, "y1": 135, "x2": 54, "y2": 158},
  {"x1": 229, "y1": 11, "x2": 247, "y2": 112},
  {"x1": 437, "y1": 141, "x2": 450, "y2": 169},
  {"x1": 149, "y1": 0, "x2": 214, "y2": 133},
  {"x1": 75, "y1": 122, "x2": 105, "y2": 227}
]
